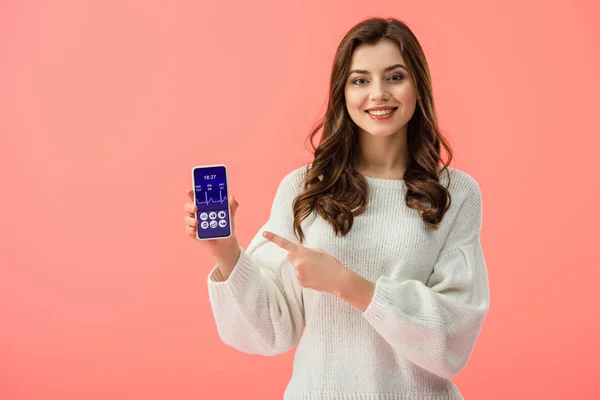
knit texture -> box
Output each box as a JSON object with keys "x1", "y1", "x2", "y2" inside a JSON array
[{"x1": 206, "y1": 164, "x2": 490, "y2": 400}]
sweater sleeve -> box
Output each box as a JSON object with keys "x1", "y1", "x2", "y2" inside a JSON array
[
  {"x1": 206, "y1": 169, "x2": 306, "y2": 356},
  {"x1": 362, "y1": 179, "x2": 490, "y2": 379}
]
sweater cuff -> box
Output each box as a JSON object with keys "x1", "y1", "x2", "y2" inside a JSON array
[
  {"x1": 362, "y1": 276, "x2": 393, "y2": 326},
  {"x1": 207, "y1": 246, "x2": 259, "y2": 300}
]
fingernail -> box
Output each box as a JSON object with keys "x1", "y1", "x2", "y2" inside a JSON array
[{"x1": 262, "y1": 231, "x2": 270, "y2": 238}]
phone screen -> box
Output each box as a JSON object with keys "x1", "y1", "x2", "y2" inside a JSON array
[{"x1": 192, "y1": 165, "x2": 232, "y2": 240}]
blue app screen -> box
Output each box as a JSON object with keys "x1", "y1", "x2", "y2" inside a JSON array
[{"x1": 193, "y1": 165, "x2": 231, "y2": 239}]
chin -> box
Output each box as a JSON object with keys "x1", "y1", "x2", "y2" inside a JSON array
[{"x1": 360, "y1": 125, "x2": 403, "y2": 137}]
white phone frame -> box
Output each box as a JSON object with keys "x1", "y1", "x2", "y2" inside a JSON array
[{"x1": 191, "y1": 163, "x2": 233, "y2": 240}]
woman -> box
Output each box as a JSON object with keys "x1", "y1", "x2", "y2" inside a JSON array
[{"x1": 183, "y1": 17, "x2": 490, "y2": 400}]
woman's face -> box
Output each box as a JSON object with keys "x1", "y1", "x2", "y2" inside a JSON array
[{"x1": 344, "y1": 39, "x2": 418, "y2": 138}]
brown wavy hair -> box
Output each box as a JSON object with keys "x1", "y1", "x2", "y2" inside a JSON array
[{"x1": 291, "y1": 17, "x2": 454, "y2": 243}]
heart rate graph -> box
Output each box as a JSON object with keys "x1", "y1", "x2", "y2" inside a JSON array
[{"x1": 195, "y1": 183, "x2": 228, "y2": 210}]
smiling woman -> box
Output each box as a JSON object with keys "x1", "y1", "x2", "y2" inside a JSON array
[{"x1": 195, "y1": 16, "x2": 490, "y2": 400}]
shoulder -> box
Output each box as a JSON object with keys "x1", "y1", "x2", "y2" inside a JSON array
[
  {"x1": 282, "y1": 163, "x2": 310, "y2": 184},
  {"x1": 440, "y1": 166, "x2": 483, "y2": 228},
  {"x1": 440, "y1": 166, "x2": 482, "y2": 200},
  {"x1": 274, "y1": 163, "x2": 311, "y2": 198},
  {"x1": 439, "y1": 167, "x2": 484, "y2": 232},
  {"x1": 280, "y1": 163, "x2": 311, "y2": 188}
]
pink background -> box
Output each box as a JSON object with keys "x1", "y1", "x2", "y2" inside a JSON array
[{"x1": 1, "y1": 0, "x2": 599, "y2": 399}]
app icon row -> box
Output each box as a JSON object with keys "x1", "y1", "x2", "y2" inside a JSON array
[
  {"x1": 199, "y1": 211, "x2": 226, "y2": 220},
  {"x1": 198, "y1": 211, "x2": 228, "y2": 230}
]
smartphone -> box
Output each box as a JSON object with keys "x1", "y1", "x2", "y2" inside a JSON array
[{"x1": 191, "y1": 164, "x2": 232, "y2": 240}]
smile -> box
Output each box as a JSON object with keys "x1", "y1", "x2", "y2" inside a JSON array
[{"x1": 365, "y1": 107, "x2": 398, "y2": 119}]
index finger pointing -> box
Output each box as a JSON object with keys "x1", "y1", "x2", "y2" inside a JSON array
[{"x1": 262, "y1": 231, "x2": 300, "y2": 252}]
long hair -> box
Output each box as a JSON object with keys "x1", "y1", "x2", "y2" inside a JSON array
[{"x1": 292, "y1": 17, "x2": 454, "y2": 243}]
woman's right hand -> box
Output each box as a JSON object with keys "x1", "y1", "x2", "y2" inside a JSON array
[{"x1": 184, "y1": 189, "x2": 240, "y2": 264}]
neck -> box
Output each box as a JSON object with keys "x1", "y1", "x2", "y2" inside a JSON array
[{"x1": 356, "y1": 128, "x2": 409, "y2": 178}]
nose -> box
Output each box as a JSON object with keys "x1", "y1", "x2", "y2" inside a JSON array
[{"x1": 369, "y1": 80, "x2": 390, "y2": 102}]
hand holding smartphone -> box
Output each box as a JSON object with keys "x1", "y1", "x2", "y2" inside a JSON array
[
  {"x1": 185, "y1": 164, "x2": 240, "y2": 274},
  {"x1": 191, "y1": 164, "x2": 233, "y2": 240}
]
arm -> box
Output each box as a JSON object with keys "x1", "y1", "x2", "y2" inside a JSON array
[
  {"x1": 206, "y1": 169, "x2": 306, "y2": 356},
  {"x1": 355, "y1": 180, "x2": 491, "y2": 379}
]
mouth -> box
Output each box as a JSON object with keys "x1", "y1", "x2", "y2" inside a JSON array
[{"x1": 365, "y1": 107, "x2": 398, "y2": 119}]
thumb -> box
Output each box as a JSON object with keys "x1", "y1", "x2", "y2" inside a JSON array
[
  {"x1": 229, "y1": 196, "x2": 239, "y2": 233},
  {"x1": 230, "y1": 196, "x2": 239, "y2": 218}
]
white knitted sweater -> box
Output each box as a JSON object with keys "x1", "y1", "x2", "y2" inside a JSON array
[{"x1": 206, "y1": 164, "x2": 490, "y2": 400}]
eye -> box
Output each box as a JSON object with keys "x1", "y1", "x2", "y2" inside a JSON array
[{"x1": 351, "y1": 74, "x2": 404, "y2": 85}]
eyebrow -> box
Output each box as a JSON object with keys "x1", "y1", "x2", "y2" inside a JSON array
[{"x1": 348, "y1": 64, "x2": 408, "y2": 75}]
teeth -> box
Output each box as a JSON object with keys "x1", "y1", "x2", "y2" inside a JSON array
[{"x1": 367, "y1": 108, "x2": 395, "y2": 116}]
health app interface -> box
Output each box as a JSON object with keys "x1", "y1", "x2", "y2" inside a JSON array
[{"x1": 193, "y1": 165, "x2": 231, "y2": 239}]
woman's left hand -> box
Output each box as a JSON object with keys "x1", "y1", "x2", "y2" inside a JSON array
[{"x1": 262, "y1": 230, "x2": 350, "y2": 295}]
